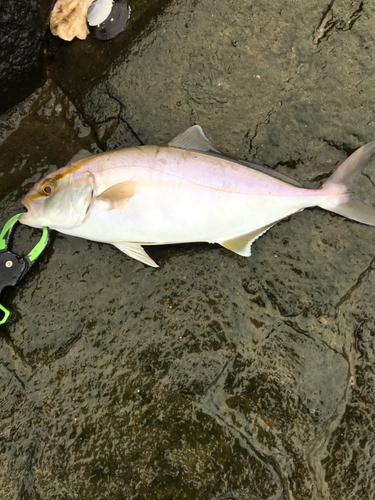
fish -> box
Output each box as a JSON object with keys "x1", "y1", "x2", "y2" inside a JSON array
[{"x1": 19, "y1": 125, "x2": 375, "y2": 267}]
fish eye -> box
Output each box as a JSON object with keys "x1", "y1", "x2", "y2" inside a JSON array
[{"x1": 41, "y1": 180, "x2": 57, "y2": 196}]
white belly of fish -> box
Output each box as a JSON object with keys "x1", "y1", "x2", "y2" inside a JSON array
[{"x1": 82, "y1": 184, "x2": 305, "y2": 244}]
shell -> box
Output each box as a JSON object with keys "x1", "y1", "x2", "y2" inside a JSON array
[
  {"x1": 87, "y1": 0, "x2": 130, "y2": 41},
  {"x1": 50, "y1": 0, "x2": 95, "y2": 41}
]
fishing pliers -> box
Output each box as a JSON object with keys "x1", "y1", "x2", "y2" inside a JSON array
[{"x1": 0, "y1": 214, "x2": 49, "y2": 325}]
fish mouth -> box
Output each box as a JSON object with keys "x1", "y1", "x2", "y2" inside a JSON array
[
  {"x1": 19, "y1": 197, "x2": 42, "y2": 227},
  {"x1": 20, "y1": 197, "x2": 34, "y2": 216},
  {"x1": 21, "y1": 195, "x2": 41, "y2": 214},
  {"x1": 21, "y1": 196, "x2": 30, "y2": 211}
]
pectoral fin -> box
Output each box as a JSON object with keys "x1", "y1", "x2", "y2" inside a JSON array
[
  {"x1": 220, "y1": 223, "x2": 276, "y2": 256},
  {"x1": 114, "y1": 242, "x2": 159, "y2": 267},
  {"x1": 97, "y1": 181, "x2": 136, "y2": 210}
]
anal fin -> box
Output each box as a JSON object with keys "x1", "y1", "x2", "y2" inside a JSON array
[
  {"x1": 220, "y1": 223, "x2": 275, "y2": 257},
  {"x1": 114, "y1": 242, "x2": 159, "y2": 267}
]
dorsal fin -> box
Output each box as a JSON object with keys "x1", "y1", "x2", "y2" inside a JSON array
[{"x1": 168, "y1": 125, "x2": 221, "y2": 153}]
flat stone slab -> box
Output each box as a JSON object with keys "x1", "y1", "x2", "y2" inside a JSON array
[{"x1": 1, "y1": 1, "x2": 375, "y2": 498}]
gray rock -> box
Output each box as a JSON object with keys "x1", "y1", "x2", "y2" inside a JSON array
[
  {"x1": 1, "y1": 0, "x2": 375, "y2": 499},
  {"x1": 0, "y1": 0, "x2": 51, "y2": 115}
]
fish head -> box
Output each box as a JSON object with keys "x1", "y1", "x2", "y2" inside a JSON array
[{"x1": 20, "y1": 163, "x2": 95, "y2": 230}]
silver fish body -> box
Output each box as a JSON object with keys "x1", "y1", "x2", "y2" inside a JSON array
[{"x1": 20, "y1": 126, "x2": 375, "y2": 267}]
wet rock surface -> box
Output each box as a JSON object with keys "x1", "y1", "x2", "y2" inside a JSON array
[
  {"x1": 0, "y1": 0, "x2": 51, "y2": 115},
  {"x1": 1, "y1": 1, "x2": 375, "y2": 499}
]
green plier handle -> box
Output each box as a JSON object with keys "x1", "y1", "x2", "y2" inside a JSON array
[{"x1": 0, "y1": 214, "x2": 50, "y2": 325}]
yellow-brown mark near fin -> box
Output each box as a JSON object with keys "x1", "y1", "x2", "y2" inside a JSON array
[
  {"x1": 97, "y1": 181, "x2": 136, "y2": 210},
  {"x1": 52, "y1": 156, "x2": 95, "y2": 181}
]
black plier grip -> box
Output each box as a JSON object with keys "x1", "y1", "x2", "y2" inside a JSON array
[{"x1": 0, "y1": 214, "x2": 49, "y2": 325}]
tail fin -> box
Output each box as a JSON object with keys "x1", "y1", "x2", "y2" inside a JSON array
[{"x1": 320, "y1": 141, "x2": 375, "y2": 226}]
